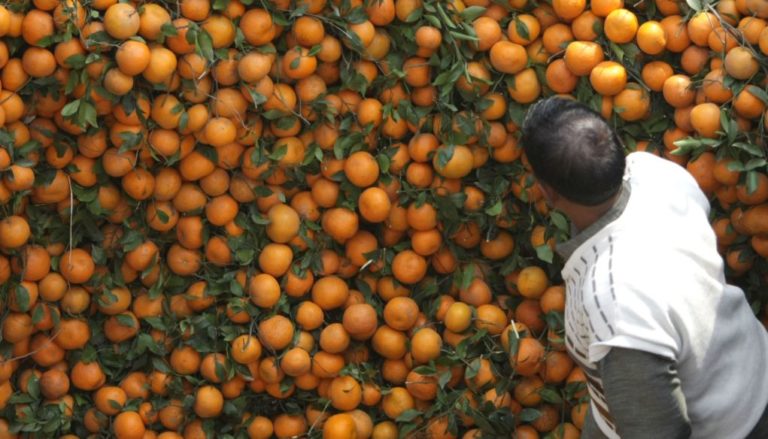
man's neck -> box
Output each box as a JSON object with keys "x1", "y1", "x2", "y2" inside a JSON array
[{"x1": 563, "y1": 192, "x2": 621, "y2": 232}]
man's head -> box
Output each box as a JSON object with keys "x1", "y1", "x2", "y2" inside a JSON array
[{"x1": 521, "y1": 97, "x2": 626, "y2": 207}]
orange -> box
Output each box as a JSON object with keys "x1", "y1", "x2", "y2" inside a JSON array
[
  {"x1": 724, "y1": 47, "x2": 759, "y2": 80},
  {"x1": 194, "y1": 385, "x2": 224, "y2": 418},
  {"x1": 591, "y1": 0, "x2": 623, "y2": 16},
  {"x1": 312, "y1": 275, "x2": 350, "y2": 310},
  {"x1": 571, "y1": 11, "x2": 601, "y2": 41},
  {"x1": 516, "y1": 266, "x2": 550, "y2": 298},
  {"x1": 490, "y1": 41, "x2": 528, "y2": 74},
  {"x1": 114, "y1": 411, "x2": 146, "y2": 439},
  {"x1": 660, "y1": 15, "x2": 690, "y2": 52},
  {"x1": 507, "y1": 68, "x2": 541, "y2": 103},
  {"x1": 382, "y1": 296, "x2": 419, "y2": 331},
  {"x1": 59, "y1": 248, "x2": 94, "y2": 284},
  {"x1": 321, "y1": 207, "x2": 359, "y2": 244},
  {"x1": 103, "y1": 3, "x2": 140, "y2": 40},
  {"x1": 564, "y1": 41, "x2": 604, "y2": 76},
  {"x1": 343, "y1": 303, "x2": 379, "y2": 340},
  {"x1": 258, "y1": 315, "x2": 295, "y2": 351},
  {"x1": 392, "y1": 250, "x2": 427, "y2": 284},
  {"x1": 319, "y1": 323, "x2": 350, "y2": 354},
  {"x1": 737, "y1": 173, "x2": 768, "y2": 205},
  {"x1": 94, "y1": 386, "x2": 127, "y2": 415},
  {"x1": 687, "y1": 12, "x2": 719, "y2": 47},
  {"x1": 266, "y1": 203, "x2": 300, "y2": 243},
  {"x1": 662, "y1": 74, "x2": 695, "y2": 108},
  {"x1": 734, "y1": 87, "x2": 767, "y2": 120},
  {"x1": 433, "y1": 144, "x2": 473, "y2": 179},
  {"x1": 636, "y1": 20, "x2": 666, "y2": 54},
  {"x1": 328, "y1": 376, "x2": 362, "y2": 411},
  {"x1": 323, "y1": 413, "x2": 357, "y2": 439},
  {"x1": 444, "y1": 301, "x2": 473, "y2": 333},
  {"x1": 552, "y1": 0, "x2": 586, "y2": 21},
  {"x1": 410, "y1": 327, "x2": 442, "y2": 364},
  {"x1": 473, "y1": 16, "x2": 502, "y2": 51},
  {"x1": 116, "y1": 40, "x2": 150, "y2": 76},
  {"x1": 589, "y1": 61, "x2": 627, "y2": 96},
  {"x1": 344, "y1": 151, "x2": 380, "y2": 187},
  {"x1": 739, "y1": 17, "x2": 767, "y2": 45},
  {"x1": 508, "y1": 14, "x2": 540, "y2": 46},
  {"x1": 358, "y1": 187, "x2": 392, "y2": 223},
  {"x1": 701, "y1": 69, "x2": 732, "y2": 104},
  {"x1": 381, "y1": 387, "x2": 415, "y2": 420},
  {"x1": 0, "y1": 215, "x2": 30, "y2": 249},
  {"x1": 604, "y1": 8, "x2": 638, "y2": 43},
  {"x1": 690, "y1": 103, "x2": 721, "y2": 139}
]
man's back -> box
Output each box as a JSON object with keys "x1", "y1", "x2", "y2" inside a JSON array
[{"x1": 561, "y1": 152, "x2": 768, "y2": 438}]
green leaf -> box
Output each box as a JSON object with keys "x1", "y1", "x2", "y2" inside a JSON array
[
  {"x1": 506, "y1": 324, "x2": 520, "y2": 358},
  {"x1": 268, "y1": 145, "x2": 288, "y2": 161},
  {"x1": 745, "y1": 159, "x2": 767, "y2": 171},
  {"x1": 64, "y1": 54, "x2": 86, "y2": 69},
  {"x1": 458, "y1": 263, "x2": 475, "y2": 291},
  {"x1": 80, "y1": 100, "x2": 99, "y2": 128},
  {"x1": 197, "y1": 30, "x2": 215, "y2": 60},
  {"x1": 115, "y1": 313, "x2": 136, "y2": 328},
  {"x1": 468, "y1": 358, "x2": 489, "y2": 385},
  {"x1": 518, "y1": 408, "x2": 541, "y2": 423},
  {"x1": 155, "y1": 208, "x2": 170, "y2": 224},
  {"x1": 213, "y1": 0, "x2": 231, "y2": 10},
  {"x1": 424, "y1": 14, "x2": 442, "y2": 28},
  {"x1": 747, "y1": 85, "x2": 768, "y2": 106},
  {"x1": 460, "y1": 6, "x2": 486, "y2": 21},
  {"x1": 144, "y1": 317, "x2": 167, "y2": 330},
  {"x1": 484, "y1": 200, "x2": 501, "y2": 216},
  {"x1": 345, "y1": 7, "x2": 369, "y2": 24},
  {"x1": 610, "y1": 41, "x2": 624, "y2": 63},
  {"x1": 236, "y1": 248, "x2": 255, "y2": 264},
  {"x1": 514, "y1": 17, "x2": 530, "y2": 41},
  {"x1": 732, "y1": 142, "x2": 765, "y2": 157},
  {"x1": 307, "y1": 44, "x2": 322, "y2": 57},
  {"x1": 448, "y1": 30, "x2": 479, "y2": 42},
  {"x1": 61, "y1": 99, "x2": 80, "y2": 117},
  {"x1": 396, "y1": 409, "x2": 422, "y2": 422},
  {"x1": 215, "y1": 360, "x2": 228, "y2": 382},
  {"x1": 289, "y1": 55, "x2": 301, "y2": 70},
  {"x1": 27, "y1": 374, "x2": 40, "y2": 399},
  {"x1": 160, "y1": 22, "x2": 178, "y2": 38},
  {"x1": 376, "y1": 153, "x2": 391, "y2": 174},
  {"x1": 438, "y1": 369, "x2": 452, "y2": 389},
  {"x1": 550, "y1": 211, "x2": 569, "y2": 232},
  {"x1": 261, "y1": 109, "x2": 285, "y2": 120},
  {"x1": 406, "y1": 8, "x2": 424, "y2": 23},
  {"x1": 536, "y1": 245, "x2": 554, "y2": 263},
  {"x1": 686, "y1": 0, "x2": 703, "y2": 11},
  {"x1": 31, "y1": 303, "x2": 45, "y2": 324},
  {"x1": 746, "y1": 170, "x2": 759, "y2": 195},
  {"x1": 539, "y1": 387, "x2": 563, "y2": 404},
  {"x1": 436, "y1": 145, "x2": 455, "y2": 168},
  {"x1": 275, "y1": 116, "x2": 297, "y2": 131},
  {"x1": 14, "y1": 284, "x2": 31, "y2": 312}
]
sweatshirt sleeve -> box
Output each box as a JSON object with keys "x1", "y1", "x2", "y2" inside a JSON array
[{"x1": 597, "y1": 347, "x2": 691, "y2": 439}]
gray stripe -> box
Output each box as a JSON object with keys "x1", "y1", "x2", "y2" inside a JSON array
[
  {"x1": 608, "y1": 236, "x2": 617, "y2": 301},
  {"x1": 590, "y1": 263, "x2": 615, "y2": 337}
]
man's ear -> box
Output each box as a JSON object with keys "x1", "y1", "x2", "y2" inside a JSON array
[{"x1": 537, "y1": 181, "x2": 559, "y2": 205}]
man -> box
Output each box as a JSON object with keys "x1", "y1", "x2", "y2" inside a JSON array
[{"x1": 520, "y1": 97, "x2": 768, "y2": 439}]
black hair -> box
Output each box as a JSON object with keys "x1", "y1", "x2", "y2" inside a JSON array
[{"x1": 520, "y1": 97, "x2": 626, "y2": 206}]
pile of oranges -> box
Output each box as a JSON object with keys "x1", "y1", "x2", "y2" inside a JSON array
[{"x1": 0, "y1": 0, "x2": 766, "y2": 437}]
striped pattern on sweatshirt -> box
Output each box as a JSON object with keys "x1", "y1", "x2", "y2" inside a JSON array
[{"x1": 564, "y1": 237, "x2": 620, "y2": 438}]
